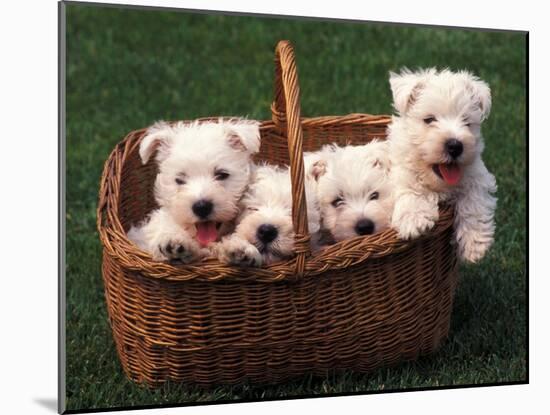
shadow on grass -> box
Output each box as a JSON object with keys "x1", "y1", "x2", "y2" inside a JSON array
[{"x1": 34, "y1": 398, "x2": 57, "y2": 413}]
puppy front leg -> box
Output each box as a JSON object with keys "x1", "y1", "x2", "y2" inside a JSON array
[
  {"x1": 155, "y1": 232, "x2": 206, "y2": 263},
  {"x1": 128, "y1": 209, "x2": 205, "y2": 263},
  {"x1": 392, "y1": 191, "x2": 439, "y2": 240},
  {"x1": 214, "y1": 234, "x2": 263, "y2": 267},
  {"x1": 454, "y1": 165, "x2": 497, "y2": 263}
]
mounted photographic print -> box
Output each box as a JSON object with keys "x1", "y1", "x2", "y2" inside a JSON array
[{"x1": 59, "y1": 1, "x2": 527, "y2": 413}]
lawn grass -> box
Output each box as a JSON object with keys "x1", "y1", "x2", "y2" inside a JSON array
[{"x1": 64, "y1": 2, "x2": 527, "y2": 412}]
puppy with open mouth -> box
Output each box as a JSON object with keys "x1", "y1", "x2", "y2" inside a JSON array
[
  {"x1": 214, "y1": 163, "x2": 321, "y2": 267},
  {"x1": 388, "y1": 68, "x2": 497, "y2": 263},
  {"x1": 127, "y1": 118, "x2": 261, "y2": 263}
]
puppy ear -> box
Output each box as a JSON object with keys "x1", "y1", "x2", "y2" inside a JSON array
[
  {"x1": 372, "y1": 157, "x2": 393, "y2": 180},
  {"x1": 225, "y1": 121, "x2": 261, "y2": 154},
  {"x1": 308, "y1": 159, "x2": 327, "y2": 182},
  {"x1": 465, "y1": 73, "x2": 492, "y2": 121},
  {"x1": 139, "y1": 121, "x2": 174, "y2": 164},
  {"x1": 389, "y1": 69, "x2": 427, "y2": 114},
  {"x1": 366, "y1": 140, "x2": 391, "y2": 173},
  {"x1": 305, "y1": 144, "x2": 336, "y2": 182}
]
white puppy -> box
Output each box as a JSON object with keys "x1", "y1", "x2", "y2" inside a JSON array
[
  {"x1": 388, "y1": 68, "x2": 497, "y2": 263},
  {"x1": 127, "y1": 119, "x2": 261, "y2": 262},
  {"x1": 215, "y1": 163, "x2": 321, "y2": 266},
  {"x1": 305, "y1": 140, "x2": 394, "y2": 243}
]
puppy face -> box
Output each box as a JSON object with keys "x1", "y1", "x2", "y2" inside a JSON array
[
  {"x1": 389, "y1": 68, "x2": 491, "y2": 191},
  {"x1": 139, "y1": 119, "x2": 260, "y2": 247},
  {"x1": 235, "y1": 165, "x2": 320, "y2": 264},
  {"x1": 309, "y1": 142, "x2": 393, "y2": 242}
]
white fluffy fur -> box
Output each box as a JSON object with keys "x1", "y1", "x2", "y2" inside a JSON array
[
  {"x1": 214, "y1": 163, "x2": 321, "y2": 266},
  {"x1": 127, "y1": 119, "x2": 261, "y2": 262},
  {"x1": 305, "y1": 140, "x2": 394, "y2": 242},
  {"x1": 388, "y1": 68, "x2": 497, "y2": 263}
]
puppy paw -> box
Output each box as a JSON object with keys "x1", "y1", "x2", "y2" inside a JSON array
[
  {"x1": 153, "y1": 235, "x2": 203, "y2": 264},
  {"x1": 458, "y1": 236, "x2": 493, "y2": 263},
  {"x1": 218, "y1": 238, "x2": 263, "y2": 267},
  {"x1": 394, "y1": 212, "x2": 436, "y2": 240}
]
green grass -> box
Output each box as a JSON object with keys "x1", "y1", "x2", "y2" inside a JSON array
[{"x1": 64, "y1": 3, "x2": 527, "y2": 412}]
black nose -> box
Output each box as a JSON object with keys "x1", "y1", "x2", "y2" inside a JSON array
[
  {"x1": 445, "y1": 139, "x2": 463, "y2": 159},
  {"x1": 257, "y1": 224, "x2": 278, "y2": 244},
  {"x1": 355, "y1": 218, "x2": 375, "y2": 236},
  {"x1": 192, "y1": 199, "x2": 213, "y2": 219}
]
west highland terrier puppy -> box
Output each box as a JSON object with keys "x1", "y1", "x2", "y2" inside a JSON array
[
  {"x1": 305, "y1": 140, "x2": 394, "y2": 243},
  {"x1": 127, "y1": 119, "x2": 261, "y2": 262},
  {"x1": 214, "y1": 163, "x2": 321, "y2": 266},
  {"x1": 388, "y1": 68, "x2": 497, "y2": 263}
]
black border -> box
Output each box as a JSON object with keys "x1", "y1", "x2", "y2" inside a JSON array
[
  {"x1": 525, "y1": 31, "x2": 529, "y2": 386},
  {"x1": 59, "y1": 1, "x2": 67, "y2": 413},
  {"x1": 58, "y1": 1, "x2": 529, "y2": 414}
]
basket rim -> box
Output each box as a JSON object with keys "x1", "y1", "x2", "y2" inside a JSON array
[{"x1": 97, "y1": 113, "x2": 455, "y2": 283}]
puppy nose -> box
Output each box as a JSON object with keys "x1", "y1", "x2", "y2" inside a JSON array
[
  {"x1": 445, "y1": 139, "x2": 463, "y2": 159},
  {"x1": 355, "y1": 218, "x2": 375, "y2": 236},
  {"x1": 257, "y1": 224, "x2": 278, "y2": 244},
  {"x1": 192, "y1": 199, "x2": 213, "y2": 219}
]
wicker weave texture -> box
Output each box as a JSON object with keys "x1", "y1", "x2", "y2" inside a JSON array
[{"x1": 97, "y1": 40, "x2": 459, "y2": 387}]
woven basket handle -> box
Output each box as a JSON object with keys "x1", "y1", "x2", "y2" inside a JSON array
[{"x1": 271, "y1": 40, "x2": 310, "y2": 275}]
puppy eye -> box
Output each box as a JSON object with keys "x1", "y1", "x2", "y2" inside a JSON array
[
  {"x1": 369, "y1": 191, "x2": 379, "y2": 200},
  {"x1": 247, "y1": 207, "x2": 259, "y2": 211},
  {"x1": 175, "y1": 177, "x2": 185, "y2": 185},
  {"x1": 423, "y1": 116, "x2": 436, "y2": 125},
  {"x1": 331, "y1": 197, "x2": 344, "y2": 207},
  {"x1": 214, "y1": 170, "x2": 230, "y2": 181}
]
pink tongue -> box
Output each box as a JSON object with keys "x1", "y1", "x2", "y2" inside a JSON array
[
  {"x1": 195, "y1": 222, "x2": 218, "y2": 247},
  {"x1": 439, "y1": 163, "x2": 462, "y2": 186}
]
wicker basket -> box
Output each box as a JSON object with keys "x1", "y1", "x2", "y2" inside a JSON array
[{"x1": 97, "y1": 40, "x2": 459, "y2": 387}]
